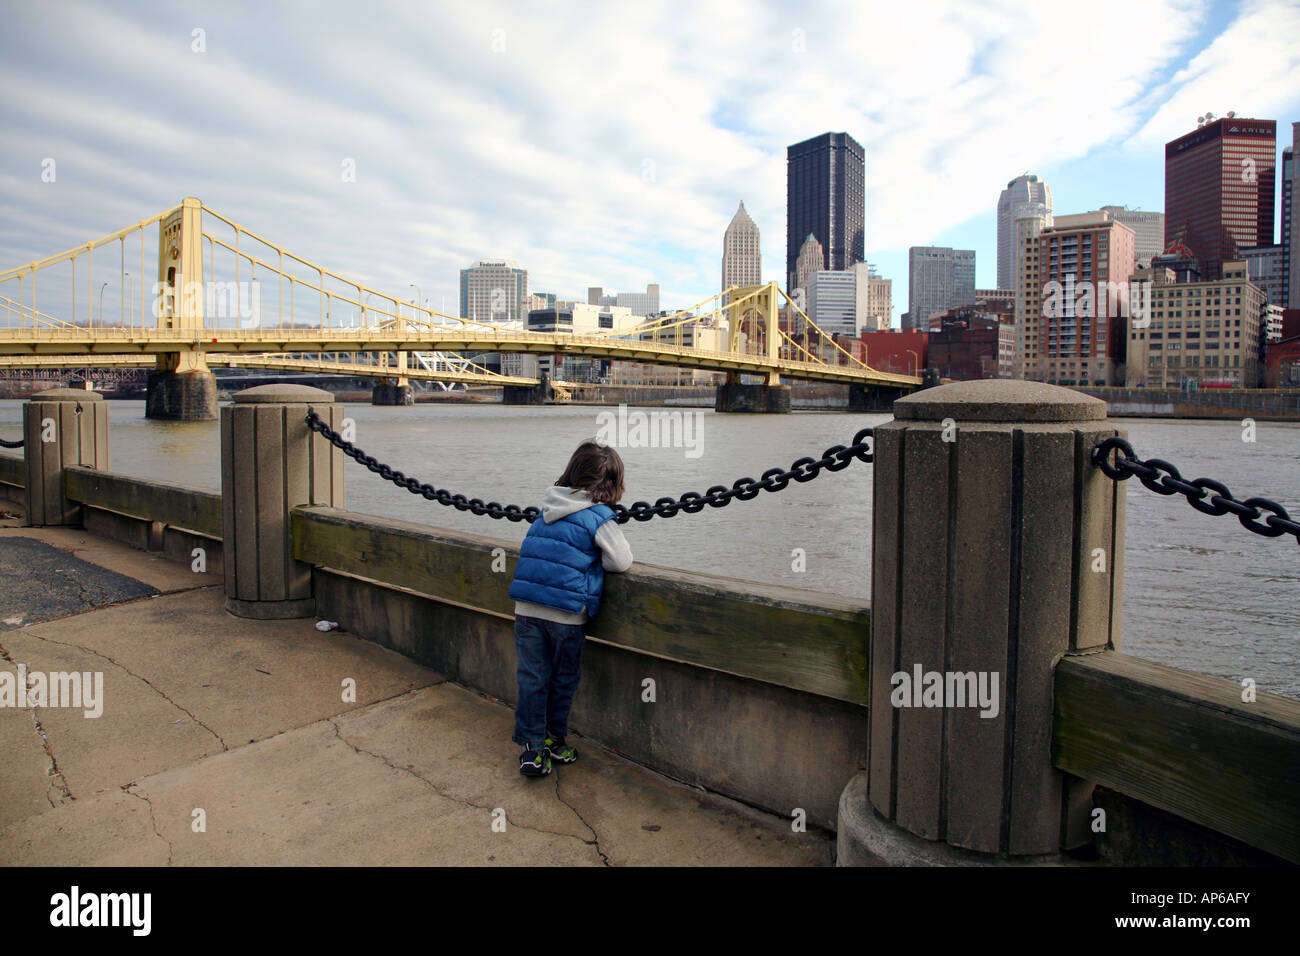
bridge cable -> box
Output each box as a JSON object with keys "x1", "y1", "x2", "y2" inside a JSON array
[
  {"x1": 305, "y1": 408, "x2": 872, "y2": 525},
  {"x1": 1093, "y1": 436, "x2": 1300, "y2": 547}
]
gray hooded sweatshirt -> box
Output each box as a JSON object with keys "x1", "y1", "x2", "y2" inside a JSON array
[{"x1": 513, "y1": 485, "x2": 634, "y2": 625}]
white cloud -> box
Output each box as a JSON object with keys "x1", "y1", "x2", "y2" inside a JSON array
[{"x1": 0, "y1": 0, "x2": 1295, "y2": 317}]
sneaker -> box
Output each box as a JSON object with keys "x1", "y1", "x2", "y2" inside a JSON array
[
  {"x1": 545, "y1": 737, "x2": 578, "y2": 764},
  {"x1": 519, "y1": 747, "x2": 552, "y2": 777}
]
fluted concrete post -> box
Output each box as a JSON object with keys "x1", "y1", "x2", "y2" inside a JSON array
[
  {"x1": 221, "y1": 384, "x2": 345, "y2": 619},
  {"x1": 22, "y1": 388, "x2": 110, "y2": 527},
  {"x1": 839, "y1": 380, "x2": 1125, "y2": 864}
]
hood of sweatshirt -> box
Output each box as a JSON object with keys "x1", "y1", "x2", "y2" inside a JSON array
[{"x1": 540, "y1": 485, "x2": 598, "y2": 523}]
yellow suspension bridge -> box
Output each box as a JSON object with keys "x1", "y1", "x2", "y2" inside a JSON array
[{"x1": 0, "y1": 198, "x2": 919, "y2": 418}]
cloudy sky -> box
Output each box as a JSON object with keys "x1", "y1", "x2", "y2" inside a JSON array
[{"x1": 1, "y1": 0, "x2": 1298, "y2": 324}]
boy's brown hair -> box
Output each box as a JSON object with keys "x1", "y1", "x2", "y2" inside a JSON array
[{"x1": 557, "y1": 440, "x2": 625, "y2": 504}]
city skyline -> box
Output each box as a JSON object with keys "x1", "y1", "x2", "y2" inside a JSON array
[{"x1": 1, "y1": 1, "x2": 1298, "y2": 325}]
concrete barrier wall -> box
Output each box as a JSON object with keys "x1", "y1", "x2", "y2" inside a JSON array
[
  {"x1": 0, "y1": 452, "x2": 22, "y2": 508},
  {"x1": 1054, "y1": 651, "x2": 1300, "y2": 865},
  {"x1": 1079, "y1": 386, "x2": 1300, "y2": 421},
  {"x1": 294, "y1": 506, "x2": 871, "y2": 829},
  {"x1": 61, "y1": 465, "x2": 225, "y2": 570}
]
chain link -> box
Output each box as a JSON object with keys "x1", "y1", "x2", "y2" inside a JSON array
[
  {"x1": 1092, "y1": 436, "x2": 1300, "y2": 546},
  {"x1": 0, "y1": 437, "x2": 23, "y2": 449},
  {"x1": 305, "y1": 409, "x2": 873, "y2": 525}
]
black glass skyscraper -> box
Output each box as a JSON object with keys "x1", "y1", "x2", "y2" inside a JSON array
[{"x1": 786, "y1": 132, "x2": 865, "y2": 291}]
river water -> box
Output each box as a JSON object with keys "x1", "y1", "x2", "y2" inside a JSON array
[{"x1": 2, "y1": 399, "x2": 1296, "y2": 699}]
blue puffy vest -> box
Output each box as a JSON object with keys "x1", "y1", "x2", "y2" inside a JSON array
[{"x1": 509, "y1": 504, "x2": 616, "y2": 618}]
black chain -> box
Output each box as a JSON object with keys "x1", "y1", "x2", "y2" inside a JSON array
[
  {"x1": 305, "y1": 408, "x2": 872, "y2": 525},
  {"x1": 1093, "y1": 436, "x2": 1300, "y2": 547},
  {"x1": 0, "y1": 437, "x2": 22, "y2": 448}
]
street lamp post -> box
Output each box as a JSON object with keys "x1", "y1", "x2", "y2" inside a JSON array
[
  {"x1": 906, "y1": 348, "x2": 919, "y2": 376},
  {"x1": 98, "y1": 282, "x2": 108, "y2": 327}
]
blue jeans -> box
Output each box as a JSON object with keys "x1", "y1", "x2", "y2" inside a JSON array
[{"x1": 512, "y1": 615, "x2": 586, "y2": 751}]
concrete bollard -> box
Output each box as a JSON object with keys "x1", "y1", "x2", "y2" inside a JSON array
[
  {"x1": 838, "y1": 379, "x2": 1125, "y2": 864},
  {"x1": 22, "y1": 388, "x2": 110, "y2": 527},
  {"x1": 220, "y1": 384, "x2": 345, "y2": 619}
]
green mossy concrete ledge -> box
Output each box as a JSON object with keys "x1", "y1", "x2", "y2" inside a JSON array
[
  {"x1": 292, "y1": 506, "x2": 871, "y2": 705},
  {"x1": 1054, "y1": 650, "x2": 1300, "y2": 864},
  {"x1": 0, "y1": 453, "x2": 22, "y2": 490},
  {"x1": 65, "y1": 466, "x2": 223, "y2": 538}
]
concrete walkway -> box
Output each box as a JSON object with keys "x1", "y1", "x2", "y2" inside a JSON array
[{"x1": 0, "y1": 525, "x2": 832, "y2": 866}]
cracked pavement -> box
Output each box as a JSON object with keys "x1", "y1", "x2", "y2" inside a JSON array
[{"x1": 0, "y1": 526, "x2": 832, "y2": 866}]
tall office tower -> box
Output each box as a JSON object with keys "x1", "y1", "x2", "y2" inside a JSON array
[
  {"x1": 1165, "y1": 115, "x2": 1276, "y2": 281},
  {"x1": 1241, "y1": 245, "x2": 1286, "y2": 305},
  {"x1": 1013, "y1": 212, "x2": 1051, "y2": 379},
  {"x1": 997, "y1": 174, "x2": 1053, "y2": 290},
  {"x1": 807, "y1": 269, "x2": 858, "y2": 336},
  {"x1": 460, "y1": 259, "x2": 528, "y2": 324},
  {"x1": 906, "y1": 247, "x2": 976, "y2": 331},
  {"x1": 793, "y1": 233, "x2": 825, "y2": 300},
  {"x1": 722, "y1": 201, "x2": 762, "y2": 297},
  {"x1": 1099, "y1": 206, "x2": 1165, "y2": 268},
  {"x1": 786, "y1": 132, "x2": 865, "y2": 292},
  {"x1": 1033, "y1": 212, "x2": 1136, "y2": 387},
  {"x1": 1283, "y1": 140, "x2": 1294, "y2": 308}
]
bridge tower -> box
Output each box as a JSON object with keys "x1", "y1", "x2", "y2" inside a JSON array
[
  {"x1": 147, "y1": 197, "x2": 218, "y2": 420},
  {"x1": 716, "y1": 281, "x2": 791, "y2": 413}
]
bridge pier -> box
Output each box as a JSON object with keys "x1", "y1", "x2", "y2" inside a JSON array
[
  {"x1": 848, "y1": 384, "x2": 906, "y2": 413},
  {"x1": 502, "y1": 374, "x2": 554, "y2": 406},
  {"x1": 221, "y1": 384, "x2": 345, "y2": 619},
  {"x1": 838, "y1": 380, "x2": 1125, "y2": 865},
  {"x1": 713, "y1": 382, "x2": 791, "y2": 413},
  {"x1": 371, "y1": 383, "x2": 414, "y2": 406},
  {"x1": 146, "y1": 368, "x2": 219, "y2": 421}
]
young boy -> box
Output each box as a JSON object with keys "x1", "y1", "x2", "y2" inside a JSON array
[{"x1": 508, "y1": 440, "x2": 633, "y2": 776}]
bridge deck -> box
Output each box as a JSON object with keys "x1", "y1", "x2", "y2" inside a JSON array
[{"x1": 0, "y1": 328, "x2": 921, "y2": 387}]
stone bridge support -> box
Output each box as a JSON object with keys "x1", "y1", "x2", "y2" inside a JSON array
[{"x1": 147, "y1": 198, "x2": 218, "y2": 421}]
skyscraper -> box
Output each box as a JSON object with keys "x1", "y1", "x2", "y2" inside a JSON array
[
  {"x1": 786, "y1": 132, "x2": 865, "y2": 292},
  {"x1": 460, "y1": 260, "x2": 528, "y2": 325},
  {"x1": 794, "y1": 233, "x2": 824, "y2": 298},
  {"x1": 1165, "y1": 115, "x2": 1276, "y2": 281},
  {"x1": 721, "y1": 201, "x2": 761, "y2": 296},
  {"x1": 907, "y1": 247, "x2": 975, "y2": 331},
  {"x1": 997, "y1": 175, "x2": 1052, "y2": 290},
  {"x1": 1282, "y1": 140, "x2": 1294, "y2": 309},
  {"x1": 1241, "y1": 245, "x2": 1286, "y2": 306},
  {"x1": 1099, "y1": 206, "x2": 1165, "y2": 268}
]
